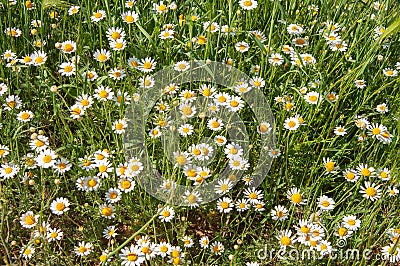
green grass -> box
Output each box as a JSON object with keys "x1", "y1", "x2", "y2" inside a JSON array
[{"x1": 0, "y1": 0, "x2": 399, "y2": 265}]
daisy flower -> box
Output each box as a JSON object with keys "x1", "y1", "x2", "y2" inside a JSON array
[
  {"x1": 138, "y1": 57, "x2": 157, "y2": 73},
  {"x1": 342, "y1": 169, "x2": 360, "y2": 182},
  {"x1": 93, "y1": 49, "x2": 111, "y2": 62},
  {"x1": 376, "y1": 103, "x2": 389, "y2": 114},
  {"x1": 94, "y1": 86, "x2": 114, "y2": 101},
  {"x1": 183, "y1": 190, "x2": 202, "y2": 208},
  {"x1": 356, "y1": 163, "x2": 375, "y2": 178},
  {"x1": 214, "y1": 135, "x2": 227, "y2": 146},
  {"x1": 148, "y1": 127, "x2": 162, "y2": 138},
  {"x1": 334, "y1": 125, "x2": 347, "y2": 136},
  {"x1": 276, "y1": 229, "x2": 295, "y2": 249},
  {"x1": 286, "y1": 187, "x2": 307, "y2": 205},
  {"x1": 182, "y1": 236, "x2": 194, "y2": 248},
  {"x1": 199, "y1": 236, "x2": 210, "y2": 249},
  {"x1": 284, "y1": 116, "x2": 300, "y2": 131},
  {"x1": 383, "y1": 68, "x2": 398, "y2": 77},
  {"x1": 235, "y1": 41, "x2": 249, "y2": 53},
  {"x1": 113, "y1": 118, "x2": 128, "y2": 134},
  {"x1": 105, "y1": 188, "x2": 122, "y2": 203},
  {"x1": 178, "y1": 124, "x2": 194, "y2": 136},
  {"x1": 203, "y1": 21, "x2": 220, "y2": 32},
  {"x1": 217, "y1": 197, "x2": 233, "y2": 213},
  {"x1": 106, "y1": 27, "x2": 126, "y2": 41},
  {"x1": 68, "y1": 6, "x2": 80, "y2": 15},
  {"x1": 115, "y1": 91, "x2": 131, "y2": 106},
  {"x1": 388, "y1": 187, "x2": 399, "y2": 197},
  {"x1": 174, "y1": 61, "x2": 190, "y2": 72},
  {"x1": 214, "y1": 178, "x2": 233, "y2": 194},
  {"x1": 304, "y1": 91, "x2": 321, "y2": 105},
  {"x1": 268, "y1": 53, "x2": 284, "y2": 66},
  {"x1": 381, "y1": 243, "x2": 400, "y2": 263},
  {"x1": 20, "y1": 211, "x2": 39, "y2": 229},
  {"x1": 224, "y1": 142, "x2": 244, "y2": 159},
  {"x1": 235, "y1": 198, "x2": 251, "y2": 212},
  {"x1": 156, "y1": 242, "x2": 171, "y2": 257},
  {"x1": 31, "y1": 51, "x2": 47, "y2": 66},
  {"x1": 36, "y1": 149, "x2": 57, "y2": 168},
  {"x1": 239, "y1": 0, "x2": 258, "y2": 10},
  {"x1": 271, "y1": 205, "x2": 288, "y2": 221},
  {"x1": 100, "y1": 204, "x2": 116, "y2": 219},
  {"x1": 46, "y1": 227, "x2": 63, "y2": 242},
  {"x1": 121, "y1": 11, "x2": 139, "y2": 23},
  {"x1": 179, "y1": 104, "x2": 196, "y2": 118},
  {"x1": 317, "y1": 240, "x2": 332, "y2": 256},
  {"x1": 226, "y1": 96, "x2": 244, "y2": 112},
  {"x1": 103, "y1": 225, "x2": 118, "y2": 239},
  {"x1": 139, "y1": 76, "x2": 155, "y2": 88},
  {"x1": 91, "y1": 10, "x2": 106, "y2": 22},
  {"x1": 20, "y1": 245, "x2": 35, "y2": 259},
  {"x1": 82, "y1": 70, "x2": 98, "y2": 81},
  {"x1": 17, "y1": 110, "x2": 34, "y2": 123},
  {"x1": 0, "y1": 145, "x2": 10, "y2": 158},
  {"x1": 59, "y1": 62, "x2": 75, "y2": 76},
  {"x1": 207, "y1": 117, "x2": 224, "y2": 131},
  {"x1": 0, "y1": 83, "x2": 8, "y2": 96},
  {"x1": 342, "y1": 215, "x2": 361, "y2": 231},
  {"x1": 360, "y1": 181, "x2": 381, "y2": 201},
  {"x1": 210, "y1": 241, "x2": 224, "y2": 255},
  {"x1": 287, "y1": 24, "x2": 304, "y2": 35},
  {"x1": 153, "y1": 1, "x2": 168, "y2": 13},
  {"x1": 110, "y1": 39, "x2": 127, "y2": 51},
  {"x1": 70, "y1": 104, "x2": 84, "y2": 119},
  {"x1": 60, "y1": 40, "x2": 76, "y2": 54},
  {"x1": 83, "y1": 176, "x2": 101, "y2": 191},
  {"x1": 74, "y1": 241, "x2": 93, "y2": 256},
  {"x1": 355, "y1": 80, "x2": 367, "y2": 88},
  {"x1": 158, "y1": 206, "x2": 175, "y2": 222},
  {"x1": 244, "y1": 187, "x2": 263, "y2": 204},
  {"x1": 159, "y1": 29, "x2": 175, "y2": 39},
  {"x1": 323, "y1": 157, "x2": 338, "y2": 174},
  {"x1": 50, "y1": 197, "x2": 70, "y2": 215},
  {"x1": 318, "y1": 195, "x2": 335, "y2": 211},
  {"x1": 229, "y1": 155, "x2": 249, "y2": 170},
  {"x1": 377, "y1": 168, "x2": 390, "y2": 181},
  {"x1": 118, "y1": 177, "x2": 135, "y2": 193}
]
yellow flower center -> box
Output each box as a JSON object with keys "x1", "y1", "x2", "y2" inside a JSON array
[
  {"x1": 87, "y1": 179, "x2": 97, "y2": 188},
  {"x1": 64, "y1": 44, "x2": 74, "y2": 52},
  {"x1": 121, "y1": 180, "x2": 131, "y2": 189},
  {"x1": 187, "y1": 194, "x2": 197, "y2": 204},
  {"x1": 321, "y1": 200, "x2": 330, "y2": 207},
  {"x1": 115, "y1": 123, "x2": 124, "y2": 130},
  {"x1": 325, "y1": 162, "x2": 335, "y2": 172},
  {"x1": 111, "y1": 32, "x2": 120, "y2": 40},
  {"x1": 291, "y1": 193, "x2": 302, "y2": 204},
  {"x1": 371, "y1": 128, "x2": 381, "y2": 135},
  {"x1": 288, "y1": 121, "x2": 296, "y2": 128},
  {"x1": 99, "y1": 90, "x2": 109, "y2": 98},
  {"x1": 365, "y1": 187, "x2": 376, "y2": 197},
  {"x1": 25, "y1": 215, "x2": 35, "y2": 225},
  {"x1": 43, "y1": 155, "x2": 52, "y2": 163},
  {"x1": 338, "y1": 227, "x2": 348, "y2": 237},
  {"x1": 220, "y1": 202, "x2": 229, "y2": 209},
  {"x1": 101, "y1": 207, "x2": 112, "y2": 216},
  {"x1": 281, "y1": 236, "x2": 291, "y2": 246},
  {"x1": 5, "y1": 167, "x2": 13, "y2": 174},
  {"x1": 55, "y1": 202, "x2": 65, "y2": 211},
  {"x1": 361, "y1": 168, "x2": 371, "y2": 177},
  {"x1": 97, "y1": 54, "x2": 107, "y2": 62}
]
